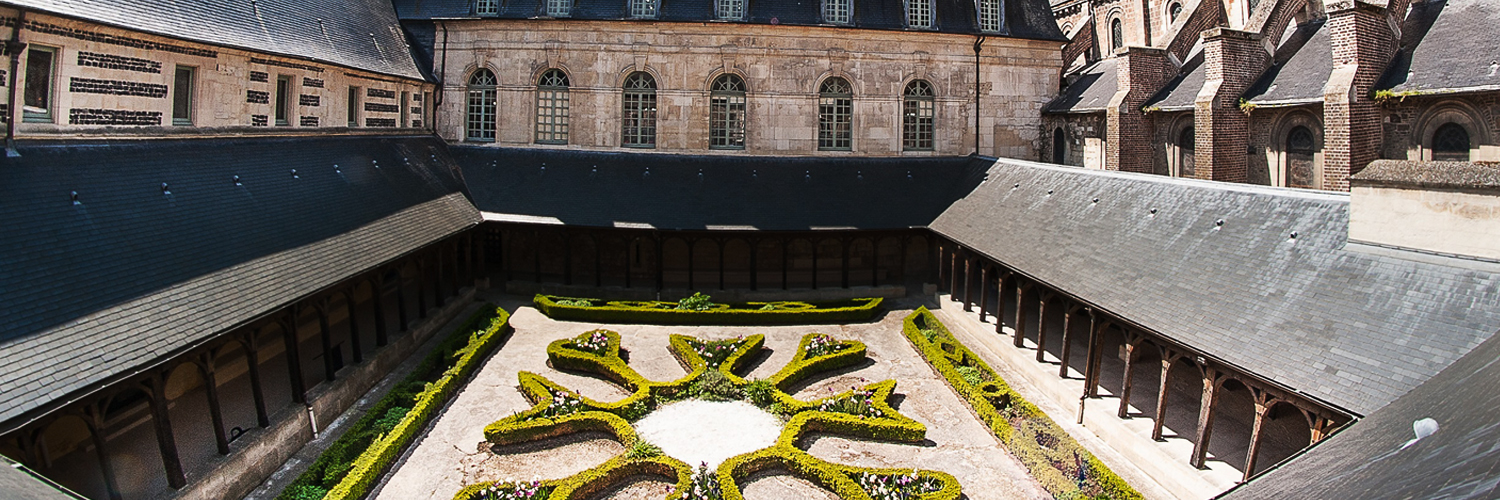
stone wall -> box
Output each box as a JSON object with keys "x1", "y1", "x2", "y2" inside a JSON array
[
  {"x1": 1040, "y1": 112, "x2": 1104, "y2": 166},
  {"x1": 1381, "y1": 92, "x2": 1500, "y2": 163},
  {"x1": 433, "y1": 20, "x2": 1062, "y2": 158},
  {"x1": 0, "y1": 8, "x2": 431, "y2": 136}
]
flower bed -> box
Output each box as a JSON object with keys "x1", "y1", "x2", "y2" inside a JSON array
[
  {"x1": 458, "y1": 329, "x2": 957, "y2": 500},
  {"x1": 275, "y1": 305, "x2": 511, "y2": 500},
  {"x1": 901, "y1": 308, "x2": 1143, "y2": 500},
  {"x1": 532, "y1": 294, "x2": 883, "y2": 325}
]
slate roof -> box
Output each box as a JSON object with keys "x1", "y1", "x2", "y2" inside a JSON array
[
  {"x1": 1378, "y1": 0, "x2": 1500, "y2": 95},
  {"x1": 0, "y1": 136, "x2": 479, "y2": 428},
  {"x1": 0, "y1": 0, "x2": 425, "y2": 80},
  {"x1": 0, "y1": 457, "x2": 77, "y2": 500},
  {"x1": 1218, "y1": 325, "x2": 1500, "y2": 500},
  {"x1": 1244, "y1": 20, "x2": 1331, "y2": 106},
  {"x1": 1045, "y1": 57, "x2": 1116, "y2": 114},
  {"x1": 392, "y1": 0, "x2": 1067, "y2": 40},
  {"x1": 1353, "y1": 159, "x2": 1500, "y2": 190},
  {"x1": 1143, "y1": 42, "x2": 1204, "y2": 112},
  {"x1": 455, "y1": 147, "x2": 991, "y2": 231},
  {"x1": 929, "y1": 159, "x2": 1500, "y2": 415}
]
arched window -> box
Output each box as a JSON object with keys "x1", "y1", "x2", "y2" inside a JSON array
[
  {"x1": 1177, "y1": 126, "x2": 1195, "y2": 177},
  {"x1": 1286, "y1": 125, "x2": 1317, "y2": 188},
  {"x1": 902, "y1": 80, "x2": 935, "y2": 151},
  {"x1": 1169, "y1": 2, "x2": 1183, "y2": 23},
  {"x1": 710, "y1": 74, "x2": 746, "y2": 150},
  {"x1": 475, "y1": 0, "x2": 498, "y2": 15},
  {"x1": 1052, "y1": 127, "x2": 1066, "y2": 164},
  {"x1": 908, "y1": 0, "x2": 932, "y2": 29},
  {"x1": 1111, "y1": 17, "x2": 1124, "y2": 51},
  {"x1": 717, "y1": 0, "x2": 745, "y2": 20},
  {"x1": 818, "y1": 77, "x2": 853, "y2": 151},
  {"x1": 621, "y1": 72, "x2": 657, "y2": 148},
  {"x1": 1287, "y1": 126, "x2": 1315, "y2": 154},
  {"x1": 630, "y1": 0, "x2": 658, "y2": 18},
  {"x1": 977, "y1": 0, "x2": 1002, "y2": 32},
  {"x1": 466, "y1": 69, "x2": 497, "y2": 142},
  {"x1": 535, "y1": 69, "x2": 569, "y2": 145},
  {"x1": 823, "y1": 0, "x2": 851, "y2": 24},
  {"x1": 1433, "y1": 123, "x2": 1471, "y2": 161},
  {"x1": 546, "y1": 0, "x2": 571, "y2": 17}
]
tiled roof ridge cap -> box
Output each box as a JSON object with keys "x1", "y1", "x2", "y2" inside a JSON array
[
  {"x1": 1352, "y1": 160, "x2": 1500, "y2": 190},
  {"x1": 990, "y1": 157, "x2": 1352, "y2": 202}
]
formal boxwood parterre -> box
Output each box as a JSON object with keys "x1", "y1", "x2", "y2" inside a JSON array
[
  {"x1": 532, "y1": 293, "x2": 883, "y2": 325},
  {"x1": 901, "y1": 308, "x2": 1144, "y2": 500},
  {"x1": 456, "y1": 328, "x2": 959, "y2": 500},
  {"x1": 276, "y1": 305, "x2": 512, "y2": 500}
]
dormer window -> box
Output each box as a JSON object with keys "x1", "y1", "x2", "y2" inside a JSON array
[
  {"x1": 823, "y1": 0, "x2": 852, "y2": 24},
  {"x1": 476, "y1": 0, "x2": 498, "y2": 15},
  {"x1": 547, "y1": 0, "x2": 572, "y2": 17},
  {"x1": 717, "y1": 0, "x2": 746, "y2": 21},
  {"x1": 977, "y1": 0, "x2": 1001, "y2": 32},
  {"x1": 630, "y1": 0, "x2": 659, "y2": 18},
  {"x1": 908, "y1": 0, "x2": 932, "y2": 29}
]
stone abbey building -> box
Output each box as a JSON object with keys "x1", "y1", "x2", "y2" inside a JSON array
[{"x1": 0, "y1": 0, "x2": 1497, "y2": 499}]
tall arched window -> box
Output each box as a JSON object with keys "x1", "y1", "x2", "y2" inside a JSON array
[
  {"x1": 823, "y1": 0, "x2": 851, "y2": 24},
  {"x1": 621, "y1": 72, "x2": 657, "y2": 148},
  {"x1": 818, "y1": 77, "x2": 853, "y2": 151},
  {"x1": 1176, "y1": 126, "x2": 1195, "y2": 177},
  {"x1": 1169, "y1": 2, "x2": 1183, "y2": 23},
  {"x1": 717, "y1": 0, "x2": 745, "y2": 20},
  {"x1": 902, "y1": 80, "x2": 934, "y2": 151},
  {"x1": 710, "y1": 74, "x2": 747, "y2": 150},
  {"x1": 630, "y1": 0, "x2": 658, "y2": 18},
  {"x1": 466, "y1": 69, "x2": 497, "y2": 142},
  {"x1": 907, "y1": 0, "x2": 932, "y2": 29},
  {"x1": 977, "y1": 0, "x2": 1002, "y2": 32},
  {"x1": 535, "y1": 69, "x2": 569, "y2": 145},
  {"x1": 1111, "y1": 18, "x2": 1124, "y2": 51},
  {"x1": 1052, "y1": 128, "x2": 1066, "y2": 164},
  {"x1": 1433, "y1": 123, "x2": 1471, "y2": 161},
  {"x1": 1286, "y1": 125, "x2": 1317, "y2": 188}
]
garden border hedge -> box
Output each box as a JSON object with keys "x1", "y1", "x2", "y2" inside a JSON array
[
  {"x1": 901, "y1": 308, "x2": 1144, "y2": 500},
  {"x1": 458, "y1": 329, "x2": 958, "y2": 500},
  {"x1": 532, "y1": 294, "x2": 883, "y2": 325},
  {"x1": 276, "y1": 305, "x2": 512, "y2": 500}
]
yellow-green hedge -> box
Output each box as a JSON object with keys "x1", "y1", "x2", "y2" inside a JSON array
[
  {"x1": 902, "y1": 308, "x2": 1143, "y2": 500},
  {"x1": 533, "y1": 294, "x2": 883, "y2": 325},
  {"x1": 459, "y1": 329, "x2": 959, "y2": 500},
  {"x1": 278, "y1": 305, "x2": 512, "y2": 500}
]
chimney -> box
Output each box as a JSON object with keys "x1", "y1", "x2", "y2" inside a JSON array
[
  {"x1": 1322, "y1": 0, "x2": 1398, "y2": 191},
  {"x1": 1349, "y1": 160, "x2": 1500, "y2": 261},
  {"x1": 1193, "y1": 27, "x2": 1267, "y2": 182}
]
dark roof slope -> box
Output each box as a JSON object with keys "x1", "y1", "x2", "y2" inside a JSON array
[
  {"x1": 1244, "y1": 20, "x2": 1331, "y2": 105},
  {"x1": 1, "y1": 0, "x2": 425, "y2": 80},
  {"x1": 930, "y1": 159, "x2": 1500, "y2": 415},
  {"x1": 1379, "y1": 0, "x2": 1500, "y2": 94},
  {"x1": 1144, "y1": 43, "x2": 1205, "y2": 111},
  {"x1": 0, "y1": 136, "x2": 479, "y2": 426},
  {"x1": 1219, "y1": 326, "x2": 1500, "y2": 500},
  {"x1": 0, "y1": 458, "x2": 76, "y2": 500},
  {"x1": 392, "y1": 0, "x2": 1067, "y2": 40},
  {"x1": 1045, "y1": 58, "x2": 1117, "y2": 113},
  {"x1": 456, "y1": 147, "x2": 991, "y2": 231}
]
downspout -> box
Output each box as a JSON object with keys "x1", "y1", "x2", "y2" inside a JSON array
[
  {"x1": 6, "y1": 9, "x2": 27, "y2": 157},
  {"x1": 973, "y1": 36, "x2": 985, "y2": 156},
  {"x1": 436, "y1": 21, "x2": 448, "y2": 109}
]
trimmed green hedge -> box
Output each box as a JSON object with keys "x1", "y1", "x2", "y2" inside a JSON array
[
  {"x1": 902, "y1": 308, "x2": 1143, "y2": 500},
  {"x1": 276, "y1": 305, "x2": 512, "y2": 500},
  {"x1": 532, "y1": 294, "x2": 883, "y2": 325},
  {"x1": 458, "y1": 329, "x2": 959, "y2": 500}
]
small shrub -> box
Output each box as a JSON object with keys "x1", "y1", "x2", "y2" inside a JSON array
[
  {"x1": 475, "y1": 481, "x2": 550, "y2": 500},
  {"x1": 286, "y1": 484, "x2": 328, "y2": 500},
  {"x1": 956, "y1": 366, "x2": 985, "y2": 386},
  {"x1": 687, "y1": 369, "x2": 743, "y2": 401},
  {"x1": 687, "y1": 336, "x2": 745, "y2": 368},
  {"x1": 373, "y1": 406, "x2": 410, "y2": 433},
  {"x1": 758, "y1": 303, "x2": 776, "y2": 311},
  {"x1": 625, "y1": 440, "x2": 663, "y2": 459},
  {"x1": 857, "y1": 471, "x2": 943, "y2": 500},
  {"x1": 554, "y1": 299, "x2": 592, "y2": 307},
  {"x1": 805, "y1": 334, "x2": 848, "y2": 358},
  {"x1": 920, "y1": 328, "x2": 940, "y2": 343},
  {"x1": 743, "y1": 379, "x2": 777, "y2": 409},
  {"x1": 536, "y1": 391, "x2": 585, "y2": 419},
  {"x1": 683, "y1": 462, "x2": 723, "y2": 500},
  {"x1": 816, "y1": 388, "x2": 885, "y2": 419},
  {"x1": 677, "y1": 292, "x2": 715, "y2": 311},
  {"x1": 619, "y1": 399, "x2": 652, "y2": 421},
  {"x1": 567, "y1": 329, "x2": 610, "y2": 355}
]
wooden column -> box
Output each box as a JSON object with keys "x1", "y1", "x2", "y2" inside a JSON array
[
  {"x1": 749, "y1": 239, "x2": 758, "y2": 291},
  {"x1": 372, "y1": 279, "x2": 389, "y2": 347},
  {"x1": 1152, "y1": 351, "x2": 1176, "y2": 441},
  {"x1": 1013, "y1": 282, "x2": 1029, "y2": 348},
  {"x1": 811, "y1": 242, "x2": 819, "y2": 289},
  {"x1": 840, "y1": 238, "x2": 850, "y2": 289},
  {"x1": 870, "y1": 238, "x2": 878, "y2": 287},
  {"x1": 1191, "y1": 367, "x2": 1226, "y2": 469},
  {"x1": 688, "y1": 238, "x2": 696, "y2": 290},
  {"x1": 655, "y1": 234, "x2": 665, "y2": 291},
  {"x1": 1083, "y1": 315, "x2": 1103, "y2": 397},
  {"x1": 500, "y1": 229, "x2": 511, "y2": 283},
  {"x1": 948, "y1": 250, "x2": 960, "y2": 299},
  {"x1": 346, "y1": 289, "x2": 363, "y2": 364},
  {"x1": 244, "y1": 334, "x2": 269, "y2": 428},
  {"x1": 564, "y1": 233, "x2": 574, "y2": 286},
  {"x1": 781, "y1": 238, "x2": 789, "y2": 290},
  {"x1": 897, "y1": 237, "x2": 908, "y2": 287},
  {"x1": 1311, "y1": 416, "x2": 1335, "y2": 443},
  {"x1": 995, "y1": 273, "x2": 1008, "y2": 334},
  {"x1": 977, "y1": 265, "x2": 990, "y2": 323},
  {"x1": 199, "y1": 356, "x2": 230, "y2": 455},
  {"x1": 596, "y1": 236, "x2": 604, "y2": 287},
  {"x1": 625, "y1": 238, "x2": 635, "y2": 289},
  {"x1": 934, "y1": 244, "x2": 945, "y2": 290},
  {"x1": 1243, "y1": 393, "x2": 1275, "y2": 481},
  {"x1": 532, "y1": 229, "x2": 542, "y2": 284},
  {"x1": 961, "y1": 256, "x2": 974, "y2": 311},
  {"x1": 718, "y1": 240, "x2": 726, "y2": 290},
  {"x1": 318, "y1": 305, "x2": 337, "y2": 382},
  {"x1": 282, "y1": 315, "x2": 307, "y2": 404},
  {"x1": 1117, "y1": 334, "x2": 1140, "y2": 418},
  {"x1": 1035, "y1": 295, "x2": 1051, "y2": 363},
  {"x1": 394, "y1": 278, "x2": 410, "y2": 332},
  {"x1": 83, "y1": 407, "x2": 124, "y2": 500},
  {"x1": 416, "y1": 261, "x2": 429, "y2": 319},
  {"x1": 1058, "y1": 305, "x2": 1075, "y2": 378},
  {"x1": 147, "y1": 375, "x2": 187, "y2": 488}
]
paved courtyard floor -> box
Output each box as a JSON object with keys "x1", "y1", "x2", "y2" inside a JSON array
[{"x1": 371, "y1": 292, "x2": 1052, "y2": 500}]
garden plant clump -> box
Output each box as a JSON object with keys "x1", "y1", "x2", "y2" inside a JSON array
[
  {"x1": 476, "y1": 480, "x2": 551, "y2": 500},
  {"x1": 805, "y1": 334, "x2": 849, "y2": 358},
  {"x1": 566, "y1": 329, "x2": 610, "y2": 355},
  {"x1": 686, "y1": 336, "x2": 746, "y2": 368},
  {"x1": 684, "y1": 463, "x2": 723, "y2": 500},
  {"x1": 858, "y1": 471, "x2": 944, "y2": 500},
  {"x1": 532, "y1": 294, "x2": 883, "y2": 325},
  {"x1": 676, "y1": 292, "x2": 717, "y2": 311},
  {"x1": 815, "y1": 385, "x2": 885, "y2": 419}
]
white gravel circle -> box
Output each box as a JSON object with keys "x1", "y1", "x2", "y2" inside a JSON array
[{"x1": 633, "y1": 399, "x2": 783, "y2": 468}]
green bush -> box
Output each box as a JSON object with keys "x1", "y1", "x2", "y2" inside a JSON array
[
  {"x1": 626, "y1": 440, "x2": 664, "y2": 459},
  {"x1": 276, "y1": 305, "x2": 512, "y2": 500},
  {"x1": 743, "y1": 379, "x2": 777, "y2": 409},
  {"x1": 532, "y1": 294, "x2": 883, "y2": 326},
  {"x1": 686, "y1": 369, "x2": 743, "y2": 401},
  {"x1": 900, "y1": 308, "x2": 1143, "y2": 500}
]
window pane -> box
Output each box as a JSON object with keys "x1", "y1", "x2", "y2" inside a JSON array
[
  {"x1": 275, "y1": 77, "x2": 290, "y2": 124},
  {"x1": 622, "y1": 73, "x2": 656, "y2": 147},
  {"x1": 632, "y1": 0, "x2": 658, "y2": 18},
  {"x1": 824, "y1": 0, "x2": 850, "y2": 24},
  {"x1": 547, "y1": 0, "x2": 571, "y2": 16},
  {"x1": 978, "y1": 0, "x2": 1001, "y2": 32},
  {"x1": 23, "y1": 48, "x2": 54, "y2": 116},
  {"x1": 908, "y1": 0, "x2": 931, "y2": 28},
  {"x1": 348, "y1": 87, "x2": 359, "y2": 126},
  {"x1": 718, "y1": 0, "x2": 745, "y2": 20},
  {"x1": 173, "y1": 67, "x2": 193, "y2": 124}
]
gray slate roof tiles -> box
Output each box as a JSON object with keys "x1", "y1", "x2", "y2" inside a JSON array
[
  {"x1": 1144, "y1": 42, "x2": 1205, "y2": 111},
  {"x1": 1379, "y1": 0, "x2": 1500, "y2": 94},
  {"x1": 1046, "y1": 57, "x2": 1117, "y2": 114},
  {"x1": 1244, "y1": 20, "x2": 1331, "y2": 105},
  {"x1": 929, "y1": 159, "x2": 1500, "y2": 415},
  {"x1": 2, "y1": 0, "x2": 425, "y2": 79},
  {"x1": 0, "y1": 136, "x2": 478, "y2": 425}
]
